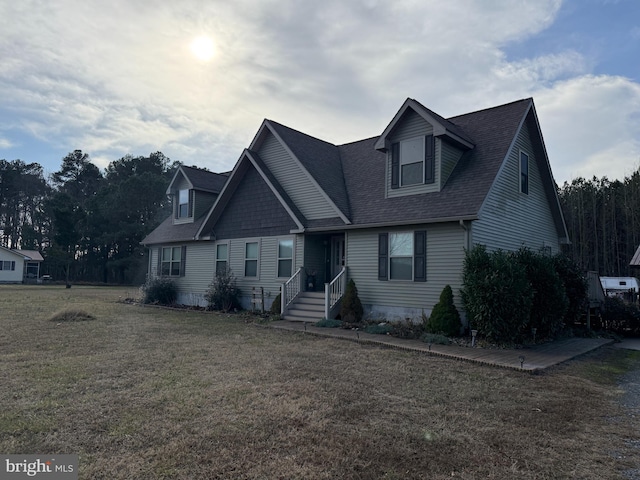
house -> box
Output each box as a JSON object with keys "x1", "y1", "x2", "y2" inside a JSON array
[
  {"x1": 631, "y1": 245, "x2": 640, "y2": 269},
  {"x1": 0, "y1": 246, "x2": 44, "y2": 283},
  {"x1": 142, "y1": 97, "x2": 568, "y2": 323}
]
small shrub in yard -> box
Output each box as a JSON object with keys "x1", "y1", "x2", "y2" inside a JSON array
[
  {"x1": 421, "y1": 333, "x2": 451, "y2": 345},
  {"x1": 270, "y1": 293, "x2": 281, "y2": 315},
  {"x1": 426, "y1": 285, "x2": 462, "y2": 336},
  {"x1": 141, "y1": 277, "x2": 178, "y2": 305},
  {"x1": 316, "y1": 318, "x2": 343, "y2": 328},
  {"x1": 364, "y1": 323, "x2": 393, "y2": 335},
  {"x1": 340, "y1": 279, "x2": 364, "y2": 323},
  {"x1": 205, "y1": 267, "x2": 240, "y2": 312}
]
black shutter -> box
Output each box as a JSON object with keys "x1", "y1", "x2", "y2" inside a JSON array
[
  {"x1": 180, "y1": 245, "x2": 187, "y2": 277},
  {"x1": 425, "y1": 135, "x2": 435, "y2": 184},
  {"x1": 157, "y1": 247, "x2": 162, "y2": 276},
  {"x1": 378, "y1": 233, "x2": 388, "y2": 281},
  {"x1": 414, "y1": 230, "x2": 426, "y2": 282},
  {"x1": 391, "y1": 143, "x2": 399, "y2": 189}
]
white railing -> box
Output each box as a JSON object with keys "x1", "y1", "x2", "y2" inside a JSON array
[
  {"x1": 324, "y1": 267, "x2": 347, "y2": 319},
  {"x1": 281, "y1": 267, "x2": 303, "y2": 315}
]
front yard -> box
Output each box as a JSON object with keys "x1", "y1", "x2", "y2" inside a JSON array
[{"x1": 1, "y1": 285, "x2": 639, "y2": 479}]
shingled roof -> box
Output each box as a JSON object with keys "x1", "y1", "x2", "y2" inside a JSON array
[{"x1": 180, "y1": 165, "x2": 229, "y2": 192}]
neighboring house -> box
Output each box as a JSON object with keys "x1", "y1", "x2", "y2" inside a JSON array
[
  {"x1": 142, "y1": 97, "x2": 569, "y2": 323},
  {"x1": 0, "y1": 246, "x2": 44, "y2": 283},
  {"x1": 631, "y1": 245, "x2": 640, "y2": 269}
]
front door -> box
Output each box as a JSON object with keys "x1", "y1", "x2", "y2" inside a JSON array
[{"x1": 330, "y1": 235, "x2": 345, "y2": 280}]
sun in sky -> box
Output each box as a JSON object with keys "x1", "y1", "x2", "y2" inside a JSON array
[{"x1": 189, "y1": 35, "x2": 215, "y2": 61}]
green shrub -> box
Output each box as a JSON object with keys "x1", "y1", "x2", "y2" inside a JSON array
[
  {"x1": 270, "y1": 293, "x2": 281, "y2": 315},
  {"x1": 552, "y1": 253, "x2": 588, "y2": 326},
  {"x1": 364, "y1": 323, "x2": 393, "y2": 335},
  {"x1": 141, "y1": 277, "x2": 178, "y2": 305},
  {"x1": 426, "y1": 285, "x2": 462, "y2": 336},
  {"x1": 461, "y1": 245, "x2": 533, "y2": 343},
  {"x1": 340, "y1": 279, "x2": 364, "y2": 323},
  {"x1": 205, "y1": 267, "x2": 240, "y2": 312},
  {"x1": 316, "y1": 318, "x2": 343, "y2": 328},
  {"x1": 516, "y1": 248, "x2": 568, "y2": 338},
  {"x1": 420, "y1": 333, "x2": 451, "y2": 345},
  {"x1": 602, "y1": 296, "x2": 640, "y2": 333}
]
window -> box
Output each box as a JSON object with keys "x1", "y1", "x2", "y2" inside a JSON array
[
  {"x1": 178, "y1": 189, "x2": 190, "y2": 218},
  {"x1": 389, "y1": 233, "x2": 413, "y2": 280},
  {"x1": 378, "y1": 231, "x2": 426, "y2": 282},
  {"x1": 0, "y1": 260, "x2": 16, "y2": 271},
  {"x1": 400, "y1": 138, "x2": 424, "y2": 186},
  {"x1": 391, "y1": 135, "x2": 435, "y2": 189},
  {"x1": 520, "y1": 151, "x2": 529, "y2": 194},
  {"x1": 161, "y1": 246, "x2": 184, "y2": 276},
  {"x1": 244, "y1": 242, "x2": 258, "y2": 277},
  {"x1": 277, "y1": 239, "x2": 293, "y2": 278},
  {"x1": 215, "y1": 243, "x2": 228, "y2": 275}
]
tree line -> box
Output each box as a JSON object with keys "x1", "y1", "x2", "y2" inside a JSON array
[
  {"x1": 0, "y1": 150, "x2": 177, "y2": 284},
  {"x1": 558, "y1": 167, "x2": 640, "y2": 278}
]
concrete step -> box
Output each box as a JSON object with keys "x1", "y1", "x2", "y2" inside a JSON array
[
  {"x1": 284, "y1": 313, "x2": 323, "y2": 323},
  {"x1": 290, "y1": 302, "x2": 324, "y2": 312},
  {"x1": 285, "y1": 308, "x2": 324, "y2": 321}
]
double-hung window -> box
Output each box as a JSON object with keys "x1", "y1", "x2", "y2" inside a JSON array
[
  {"x1": 215, "y1": 243, "x2": 228, "y2": 275},
  {"x1": 0, "y1": 260, "x2": 16, "y2": 271},
  {"x1": 244, "y1": 242, "x2": 258, "y2": 277},
  {"x1": 161, "y1": 246, "x2": 184, "y2": 276},
  {"x1": 391, "y1": 135, "x2": 435, "y2": 188},
  {"x1": 277, "y1": 239, "x2": 293, "y2": 278},
  {"x1": 378, "y1": 231, "x2": 426, "y2": 282},
  {"x1": 520, "y1": 151, "x2": 529, "y2": 195},
  {"x1": 178, "y1": 189, "x2": 190, "y2": 218}
]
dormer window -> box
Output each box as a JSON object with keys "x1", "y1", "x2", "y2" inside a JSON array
[
  {"x1": 178, "y1": 189, "x2": 190, "y2": 218},
  {"x1": 391, "y1": 135, "x2": 435, "y2": 189}
]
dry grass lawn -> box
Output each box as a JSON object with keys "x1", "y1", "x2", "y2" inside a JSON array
[{"x1": 1, "y1": 285, "x2": 639, "y2": 479}]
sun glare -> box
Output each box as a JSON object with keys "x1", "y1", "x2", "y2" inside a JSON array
[{"x1": 190, "y1": 35, "x2": 215, "y2": 62}]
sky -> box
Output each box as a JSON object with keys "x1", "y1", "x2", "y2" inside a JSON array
[{"x1": 1, "y1": 0, "x2": 639, "y2": 186}]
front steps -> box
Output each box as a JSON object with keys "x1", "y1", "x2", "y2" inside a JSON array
[{"x1": 283, "y1": 291, "x2": 325, "y2": 322}]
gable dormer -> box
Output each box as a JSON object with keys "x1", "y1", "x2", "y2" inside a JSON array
[
  {"x1": 167, "y1": 165, "x2": 228, "y2": 225},
  {"x1": 375, "y1": 99, "x2": 474, "y2": 197}
]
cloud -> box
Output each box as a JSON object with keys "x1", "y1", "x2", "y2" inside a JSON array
[
  {"x1": 0, "y1": 138, "x2": 14, "y2": 149},
  {"x1": 0, "y1": 0, "x2": 638, "y2": 186}
]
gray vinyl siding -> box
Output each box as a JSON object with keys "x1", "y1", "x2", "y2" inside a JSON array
[
  {"x1": 346, "y1": 223, "x2": 466, "y2": 318},
  {"x1": 258, "y1": 132, "x2": 337, "y2": 219},
  {"x1": 224, "y1": 235, "x2": 299, "y2": 308},
  {"x1": 386, "y1": 109, "x2": 439, "y2": 198},
  {"x1": 194, "y1": 191, "x2": 217, "y2": 219},
  {"x1": 473, "y1": 117, "x2": 561, "y2": 253},
  {"x1": 440, "y1": 140, "x2": 464, "y2": 188}
]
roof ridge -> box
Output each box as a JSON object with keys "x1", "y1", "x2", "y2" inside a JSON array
[
  {"x1": 267, "y1": 119, "x2": 337, "y2": 148},
  {"x1": 447, "y1": 98, "x2": 532, "y2": 121}
]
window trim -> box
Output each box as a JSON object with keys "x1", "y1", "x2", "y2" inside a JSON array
[
  {"x1": 519, "y1": 150, "x2": 529, "y2": 195},
  {"x1": 276, "y1": 237, "x2": 294, "y2": 279},
  {"x1": 244, "y1": 241, "x2": 259, "y2": 278},
  {"x1": 177, "y1": 188, "x2": 190, "y2": 218},
  {"x1": 0, "y1": 260, "x2": 16, "y2": 271}
]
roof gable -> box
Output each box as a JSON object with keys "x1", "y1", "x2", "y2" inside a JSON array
[
  {"x1": 374, "y1": 98, "x2": 475, "y2": 152},
  {"x1": 166, "y1": 165, "x2": 228, "y2": 195},
  {"x1": 250, "y1": 120, "x2": 351, "y2": 224},
  {"x1": 196, "y1": 150, "x2": 306, "y2": 239}
]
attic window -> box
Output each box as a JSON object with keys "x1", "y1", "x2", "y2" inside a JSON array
[
  {"x1": 391, "y1": 135, "x2": 435, "y2": 189},
  {"x1": 520, "y1": 151, "x2": 529, "y2": 195},
  {"x1": 178, "y1": 189, "x2": 190, "y2": 218}
]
